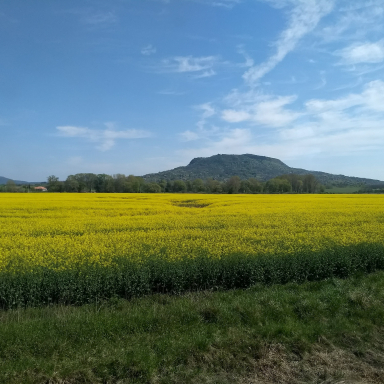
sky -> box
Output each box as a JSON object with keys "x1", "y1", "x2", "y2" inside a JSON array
[{"x1": 1, "y1": 0, "x2": 384, "y2": 182}]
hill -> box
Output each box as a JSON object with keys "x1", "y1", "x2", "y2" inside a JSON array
[
  {"x1": 142, "y1": 154, "x2": 383, "y2": 186},
  {"x1": 0, "y1": 176, "x2": 31, "y2": 185}
]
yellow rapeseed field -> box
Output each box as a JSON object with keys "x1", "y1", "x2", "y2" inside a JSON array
[{"x1": 1, "y1": 193, "x2": 384, "y2": 273}]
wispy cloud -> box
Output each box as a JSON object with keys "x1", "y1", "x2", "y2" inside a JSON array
[
  {"x1": 222, "y1": 95, "x2": 301, "y2": 127},
  {"x1": 161, "y1": 55, "x2": 218, "y2": 73},
  {"x1": 157, "y1": 89, "x2": 185, "y2": 95},
  {"x1": 141, "y1": 44, "x2": 157, "y2": 56},
  {"x1": 191, "y1": 0, "x2": 242, "y2": 8},
  {"x1": 314, "y1": 71, "x2": 327, "y2": 90},
  {"x1": 237, "y1": 45, "x2": 254, "y2": 67},
  {"x1": 243, "y1": 0, "x2": 334, "y2": 85},
  {"x1": 196, "y1": 103, "x2": 216, "y2": 128},
  {"x1": 174, "y1": 0, "x2": 384, "y2": 179},
  {"x1": 183, "y1": 80, "x2": 384, "y2": 167},
  {"x1": 319, "y1": 1, "x2": 384, "y2": 43},
  {"x1": 179, "y1": 128, "x2": 253, "y2": 158},
  {"x1": 193, "y1": 69, "x2": 216, "y2": 79},
  {"x1": 306, "y1": 80, "x2": 384, "y2": 113},
  {"x1": 180, "y1": 130, "x2": 200, "y2": 141},
  {"x1": 57, "y1": 123, "x2": 151, "y2": 151},
  {"x1": 63, "y1": 8, "x2": 118, "y2": 28},
  {"x1": 336, "y1": 40, "x2": 384, "y2": 65},
  {"x1": 180, "y1": 103, "x2": 217, "y2": 141},
  {"x1": 82, "y1": 11, "x2": 117, "y2": 25}
]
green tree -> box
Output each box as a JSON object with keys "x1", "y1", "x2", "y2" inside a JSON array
[
  {"x1": 165, "y1": 180, "x2": 173, "y2": 193},
  {"x1": 65, "y1": 175, "x2": 80, "y2": 192},
  {"x1": 95, "y1": 174, "x2": 115, "y2": 193},
  {"x1": 248, "y1": 178, "x2": 262, "y2": 193},
  {"x1": 239, "y1": 180, "x2": 251, "y2": 193},
  {"x1": 205, "y1": 178, "x2": 222, "y2": 193},
  {"x1": 226, "y1": 176, "x2": 241, "y2": 194},
  {"x1": 303, "y1": 174, "x2": 318, "y2": 193},
  {"x1": 173, "y1": 180, "x2": 187, "y2": 193},
  {"x1": 83, "y1": 173, "x2": 97, "y2": 192},
  {"x1": 158, "y1": 180, "x2": 167, "y2": 192},
  {"x1": 47, "y1": 175, "x2": 61, "y2": 192},
  {"x1": 126, "y1": 175, "x2": 140, "y2": 193},
  {"x1": 144, "y1": 182, "x2": 161, "y2": 193},
  {"x1": 192, "y1": 178, "x2": 205, "y2": 193},
  {"x1": 113, "y1": 174, "x2": 127, "y2": 193},
  {"x1": 72, "y1": 174, "x2": 87, "y2": 192},
  {"x1": 5, "y1": 180, "x2": 17, "y2": 192},
  {"x1": 278, "y1": 179, "x2": 292, "y2": 193},
  {"x1": 265, "y1": 179, "x2": 278, "y2": 193},
  {"x1": 136, "y1": 177, "x2": 146, "y2": 193}
]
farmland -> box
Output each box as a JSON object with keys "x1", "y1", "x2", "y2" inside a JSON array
[
  {"x1": 1, "y1": 193, "x2": 384, "y2": 308},
  {"x1": 2, "y1": 193, "x2": 384, "y2": 383}
]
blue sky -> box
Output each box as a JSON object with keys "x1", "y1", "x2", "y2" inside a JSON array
[{"x1": 1, "y1": 0, "x2": 384, "y2": 181}]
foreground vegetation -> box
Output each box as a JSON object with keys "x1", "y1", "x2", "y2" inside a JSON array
[
  {"x1": 1, "y1": 271, "x2": 384, "y2": 383},
  {"x1": 1, "y1": 194, "x2": 384, "y2": 308}
]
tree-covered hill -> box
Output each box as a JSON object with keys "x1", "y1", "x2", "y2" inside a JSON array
[
  {"x1": 0, "y1": 176, "x2": 30, "y2": 185},
  {"x1": 142, "y1": 154, "x2": 383, "y2": 186}
]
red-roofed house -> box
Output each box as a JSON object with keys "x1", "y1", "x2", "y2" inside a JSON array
[{"x1": 34, "y1": 186, "x2": 48, "y2": 192}]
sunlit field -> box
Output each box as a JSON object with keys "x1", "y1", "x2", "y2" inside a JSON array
[{"x1": 1, "y1": 193, "x2": 384, "y2": 308}]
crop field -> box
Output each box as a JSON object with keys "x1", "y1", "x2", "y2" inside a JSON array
[{"x1": 1, "y1": 193, "x2": 384, "y2": 308}]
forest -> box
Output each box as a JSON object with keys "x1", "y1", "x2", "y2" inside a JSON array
[{"x1": 0, "y1": 173, "x2": 325, "y2": 194}]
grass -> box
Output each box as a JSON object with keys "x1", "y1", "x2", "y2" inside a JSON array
[
  {"x1": 325, "y1": 186, "x2": 361, "y2": 193},
  {"x1": 1, "y1": 271, "x2": 384, "y2": 383}
]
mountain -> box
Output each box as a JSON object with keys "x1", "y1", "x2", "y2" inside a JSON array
[
  {"x1": 0, "y1": 176, "x2": 34, "y2": 185},
  {"x1": 142, "y1": 154, "x2": 383, "y2": 186}
]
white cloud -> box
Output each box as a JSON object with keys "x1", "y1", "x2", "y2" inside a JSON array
[
  {"x1": 195, "y1": 102, "x2": 216, "y2": 130},
  {"x1": 162, "y1": 55, "x2": 218, "y2": 73},
  {"x1": 252, "y1": 96, "x2": 300, "y2": 126},
  {"x1": 320, "y1": 1, "x2": 384, "y2": 43},
  {"x1": 179, "y1": 130, "x2": 200, "y2": 141},
  {"x1": 174, "y1": 1, "x2": 384, "y2": 179},
  {"x1": 336, "y1": 40, "x2": 384, "y2": 64},
  {"x1": 237, "y1": 45, "x2": 254, "y2": 68},
  {"x1": 193, "y1": 69, "x2": 216, "y2": 79},
  {"x1": 306, "y1": 80, "x2": 384, "y2": 113},
  {"x1": 224, "y1": 88, "x2": 267, "y2": 107},
  {"x1": 179, "y1": 128, "x2": 253, "y2": 159},
  {"x1": 221, "y1": 110, "x2": 251, "y2": 123},
  {"x1": 222, "y1": 95, "x2": 300, "y2": 127},
  {"x1": 191, "y1": 0, "x2": 242, "y2": 8},
  {"x1": 198, "y1": 103, "x2": 216, "y2": 119},
  {"x1": 57, "y1": 124, "x2": 151, "y2": 151},
  {"x1": 157, "y1": 89, "x2": 185, "y2": 95},
  {"x1": 243, "y1": 0, "x2": 334, "y2": 85},
  {"x1": 141, "y1": 44, "x2": 157, "y2": 56},
  {"x1": 183, "y1": 80, "x2": 384, "y2": 169},
  {"x1": 179, "y1": 103, "x2": 218, "y2": 142},
  {"x1": 275, "y1": 81, "x2": 384, "y2": 155},
  {"x1": 314, "y1": 71, "x2": 327, "y2": 90},
  {"x1": 83, "y1": 11, "x2": 117, "y2": 25}
]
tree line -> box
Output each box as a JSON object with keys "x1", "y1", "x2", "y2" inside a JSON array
[{"x1": 0, "y1": 173, "x2": 324, "y2": 193}]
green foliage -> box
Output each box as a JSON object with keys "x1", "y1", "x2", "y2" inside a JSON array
[
  {"x1": 225, "y1": 175, "x2": 241, "y2": 193},
  {"x1": 142, "y1": 154, "x2": 383, "y2": 186},
  {"x1": 1, "y1": 271, "x2": 384, "y2": 383}
]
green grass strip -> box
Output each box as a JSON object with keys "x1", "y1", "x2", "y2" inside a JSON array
[{"x1": 1, "y1": 271, "x2": 384, "y2": 383}]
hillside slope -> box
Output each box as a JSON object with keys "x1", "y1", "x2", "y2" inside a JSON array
[
  {"x1": 0, "y1": 176, "x2": 30, "y2": 185},
  {"x1": 142, "y1": 154, "x2": 382, "y2": 185}
]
